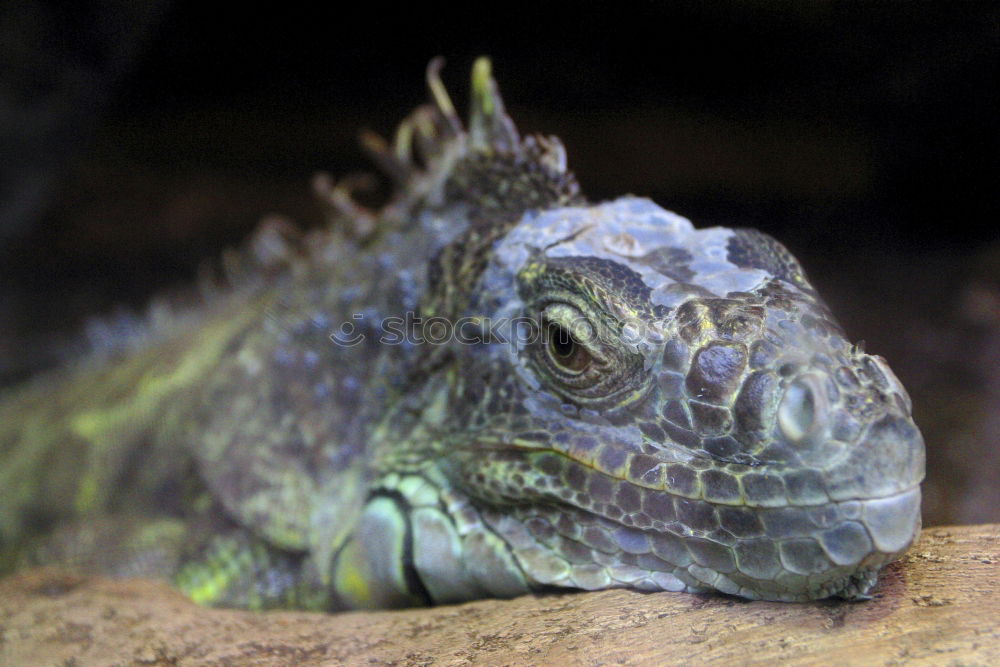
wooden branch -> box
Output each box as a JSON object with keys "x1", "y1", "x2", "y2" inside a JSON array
[{"x1": 2, "y1": 524, "x2": 997, "y2": 666}]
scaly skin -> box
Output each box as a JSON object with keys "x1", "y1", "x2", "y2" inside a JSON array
[{"x1": 0, "y1": 58, "x2": 925, "y2": 610}]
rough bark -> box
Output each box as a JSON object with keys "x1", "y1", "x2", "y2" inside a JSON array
[{"x1": 1, "y1": 524, "x2": 997, "y2": 666}]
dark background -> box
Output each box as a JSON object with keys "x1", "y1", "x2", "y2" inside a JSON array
[{"x1": 0, "y1": 1, "x2": 997, "y2": 526}]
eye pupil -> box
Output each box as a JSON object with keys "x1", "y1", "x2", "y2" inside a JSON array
[
  {"x1": 547, "y1": 323, "x2": 591, "y2": 372},
  {"x1": 552, "y1": 330, "x2": 575, "y2": 358}
]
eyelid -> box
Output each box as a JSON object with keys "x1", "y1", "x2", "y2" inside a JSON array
[{"x1": 541, "y1": 303, "x2": 597, "y2": 347}]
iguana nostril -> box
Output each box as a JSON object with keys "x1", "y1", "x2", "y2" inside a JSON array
[{"x1": 778, "y1": 376, "x2": 819, "y2": 443}]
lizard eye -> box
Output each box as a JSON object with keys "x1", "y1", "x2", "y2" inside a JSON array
[
  {"x1": 528, "y1": 302, "x2": 642, "y2": 404},
  {"x1": 546, "y1": 322, "x2": 592, "y2": 374}
]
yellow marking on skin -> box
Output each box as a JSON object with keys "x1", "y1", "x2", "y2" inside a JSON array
[
  {"x1": 337, "y1": 561, "x2": 371, "y2": 605},
  {"x1": 68, "y1": 299, "x2": 270, "y2": 513},
  {"x1": 176, "y1": 536, "x2": 261, "y2": 607},
  {"x1": 334, "y1": 539, "x2": 373, "y2": 607},
  {"x1": 517, "y1": 261, "x2": 544, "y2": 284},
  {"x1": 185, "y1": 573, "x2": 230, "y2": 606}
]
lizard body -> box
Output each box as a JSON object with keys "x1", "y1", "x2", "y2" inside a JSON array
[{"x1": 0, "y1": 58, "x2": 924, "y2": 610}]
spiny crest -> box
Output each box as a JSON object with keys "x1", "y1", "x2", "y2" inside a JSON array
[{"x1": 317, "y1": 57, "x2": 581, "y2": 244}]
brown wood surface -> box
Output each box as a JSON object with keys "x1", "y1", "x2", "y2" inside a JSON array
[{"x1": 1, "y1": 524, "x2": 997, "y2": 666}]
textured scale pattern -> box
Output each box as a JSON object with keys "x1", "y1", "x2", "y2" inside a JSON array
[{"x1": 0, "y1": 58, "x2": 924, "y2": 610}]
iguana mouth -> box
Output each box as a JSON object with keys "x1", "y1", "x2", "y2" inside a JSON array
[{"x1": 472, "y1": 466, "x2": 922, "y2": 601}]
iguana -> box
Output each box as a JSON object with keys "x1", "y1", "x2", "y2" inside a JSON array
[{"x1": 0, "y1": 58, "x2": 925, "y2": 610}]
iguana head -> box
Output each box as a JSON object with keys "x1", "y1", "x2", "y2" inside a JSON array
[
  {"x1": 439, "y1": 198, "x2": 924, "y2": 601},
  {"x1": 348, "y1": 59, "x2": 924, "y2": 606}
]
